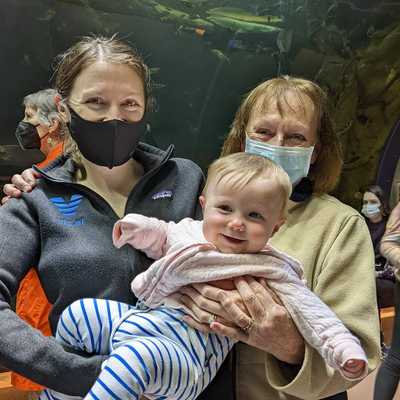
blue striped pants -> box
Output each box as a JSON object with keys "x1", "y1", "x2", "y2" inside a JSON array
[{"x1": 39, "y1": 298, "x2": 234, "y2": 400}]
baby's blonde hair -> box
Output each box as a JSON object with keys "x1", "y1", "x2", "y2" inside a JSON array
[{"x1": 204, "y1": 153, "x2": 292, "y2": 217}]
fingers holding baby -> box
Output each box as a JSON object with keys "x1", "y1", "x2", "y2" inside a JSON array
[
  {"x1": 179, "y1": 281, "x2": 247, "y2": 330},
  {"x1": 181, "y1": 276, "x2": 306, "y2": 365}
]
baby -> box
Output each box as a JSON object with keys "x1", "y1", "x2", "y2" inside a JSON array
[{"x1": 40, "y1": 153, "x2": 367, "y2": 400}]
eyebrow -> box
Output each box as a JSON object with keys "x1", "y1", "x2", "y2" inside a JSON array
[
  {"x1": 252, "y1": 117, "x2": 308, "y2": 130},
  {"x1": 81, "y1": 87, "x2": 143, "y2": 96}
]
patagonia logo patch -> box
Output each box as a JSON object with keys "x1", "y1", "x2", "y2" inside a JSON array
[
  {"x1": 50, "y1": 194, "x2": 85, "y2": 226},
  {"x1": 152, "y1": 190, "x2": 173, "y2": 200}
]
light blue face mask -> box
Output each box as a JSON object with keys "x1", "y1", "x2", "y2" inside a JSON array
[
  {"x1": 245, "y1": 136, "x2": 315, "y2": 185},
  {"x1": 361, "y1": 203, "x2": 381, "y2": 218}
]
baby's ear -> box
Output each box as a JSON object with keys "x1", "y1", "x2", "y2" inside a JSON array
[
  {"x1": 199, "y1": 195, "x2": 206, "y2": 209},
  {"x1": 272, "y1": 218, "x2": 286, "y2": 235}
]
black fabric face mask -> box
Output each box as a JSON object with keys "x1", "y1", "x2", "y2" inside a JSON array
[
  {"x1": 67, "y1": 108, "x2": 146, "y2": 169},
  {"x1": 15, "y1": 121, "x2": 41, "y2": 150}
]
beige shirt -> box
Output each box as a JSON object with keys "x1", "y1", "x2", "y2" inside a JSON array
[{"x1": 235, "y1": 194, "x2": 381, "y2": 399}]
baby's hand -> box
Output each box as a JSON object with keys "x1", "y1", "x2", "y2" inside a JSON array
[{"x1": 342, "y1": 359, "x2": 366, "y2": 378}]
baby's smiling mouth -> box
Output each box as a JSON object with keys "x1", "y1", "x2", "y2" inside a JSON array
[{"x1": 221, "y1": 234, "x2": 246, "y2": 244}]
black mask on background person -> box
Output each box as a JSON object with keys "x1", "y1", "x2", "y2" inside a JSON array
[
  {"x1": 14, "y1": 121, "x2": 41, "y2": 150},
  {"x1": 67, "y1": 108, "x2": 146, "y2": 169}
]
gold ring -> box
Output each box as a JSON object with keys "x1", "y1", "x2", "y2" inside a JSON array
[
  {"x1": 208, "y1": 314, "x2": 217, "y2": 325},
  {"x1": 242, "y1": 318, "x2": 254, "y2": 333}
]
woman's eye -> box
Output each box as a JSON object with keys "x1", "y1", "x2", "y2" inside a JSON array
[
  {"x1": 249, "y1": 212, "x2": 264, "y2": 220},
  {"x1": 287, "y1": 133, "x2": 306, "y2": 143},
  {"x1": 86, "y1": 98, "x2": 104, "y2": 106},
  {"x1": 255, "y1": 129, "x2": 273, "y2": 136}
]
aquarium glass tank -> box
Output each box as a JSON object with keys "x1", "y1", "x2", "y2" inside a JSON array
[{"x1": 1, "y1": 0, "x2": 400, "y2": 207}]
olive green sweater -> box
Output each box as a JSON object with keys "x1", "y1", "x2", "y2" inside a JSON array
[{"x1": 236, "y1": 194, "x2": 381, "y2": 399}]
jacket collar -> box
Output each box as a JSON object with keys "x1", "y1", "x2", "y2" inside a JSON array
[{"x1": 33, "y1": 142, "x2": 175, "y2": 184}]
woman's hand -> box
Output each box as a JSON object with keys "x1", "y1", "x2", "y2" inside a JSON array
[
  {"x1": 2, "y1": 168, "x2": 39, "y2": 204},
  {"x1": 214, "y1": 276, "x2": 305, "y2": 364},
  {"x1": 179, "y1": 282, "x2": 248, "y2": 331},
  {"x1": 182, "y1": 276, "x2": 305, "y2": 365}
]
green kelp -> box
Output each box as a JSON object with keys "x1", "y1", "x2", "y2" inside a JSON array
[
  {"x1": 178, "y1": 0, "x2": 209, "y2": 5},
  {"x1": 211, "y1": 49, "x2": 230, "y2": 63},
  {"x1": 57, "y1": 0, "x2": 281, "y2": 34},
  {"x1": 206, "y1": 16, "x2": 282, "y2": 34},
  {"x1": 326, "y1": 22, "x2": 400, "y2": 207},
  {"x1": 58, "y1": 0, "x2": 214, "y2": 30},
  {"x1": 154, "y1": 3, "x2": 190, "y2": 22},
  {"x1": 205, "y1": 5, "x2": 283, "y2": 34},
  {"x1": 207, "y1": 7, "x2": 283, "y2": 25}
]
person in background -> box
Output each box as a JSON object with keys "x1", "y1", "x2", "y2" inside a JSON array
[
  {"x1": 374, "y1": 201, "x2": 400, "y2": 399},
  {"x1": 362, "y1": 185, "x2": 395, "y2": 356},
  {"x1": 361, "y1": 185, "x2": 395, "y2": 344},
  {"x1": 15, "y1": 88, "x2": 65, "y2": 167},
  {"x1": 361, "y1": 185, "x2": 390, "y2": 268},
  {"x1": 12, "y1": 88, "x2": 65, "y2": 392},
  {"x1": 2, "y1": 74, "x2": 381, "y2": 399}
]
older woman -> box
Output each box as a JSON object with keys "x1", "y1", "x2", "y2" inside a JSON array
[
  {"x1": 15, "y1": 88, "x2": 64, "y2": 159},
  {"x1": 180, "y1": 77, "x2": 381, "y2": 400},
  {"x1": 12, "y1": 88, "x2": 65, "y2": 392},
  {"x1": 4, "y1": 73, "x2": 380, "y2": 399}
]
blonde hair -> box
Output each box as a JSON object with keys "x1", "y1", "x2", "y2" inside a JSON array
[
  {"x1": 52, "y1": 35, "x2": 151, "y2": 169},
  {"x1": 221, "y1": 76, "x2": 343, "y2": 193},
  {"x1": 204, "y1": 153, "x2": 292, "y2": 217}
]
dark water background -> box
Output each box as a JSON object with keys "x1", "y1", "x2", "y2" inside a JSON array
[{"x1": 1, "y1": 0, "x2": 400, "y2": 206}]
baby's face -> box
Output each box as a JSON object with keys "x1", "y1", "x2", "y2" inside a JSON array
[{"x1": 200, "y1": 177, "x2": 285, "y2": 253}]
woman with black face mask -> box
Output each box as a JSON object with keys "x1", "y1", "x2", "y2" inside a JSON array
[
  {"x1": 0, "y1": 36, "x2": 204, "y2": 399},
  {"x1": 15, "y1": 88, "x2": 64, "y2": 160},
  {"x1": 11, "y1": 88, "x2": 66, "y2": 393}
]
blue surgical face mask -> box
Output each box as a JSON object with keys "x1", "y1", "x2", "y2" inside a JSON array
[
  {"x1": 245, "y1": 136, "x2": 315, "y2": 185},
  {"x1": 361, "y1": 203, "x2": 381, "y2": 218}
]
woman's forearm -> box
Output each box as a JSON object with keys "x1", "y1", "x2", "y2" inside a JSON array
[
  {"x1": 0, "y1": 306, "x2": 103, "y2": 395},
  {"x1": 381, "y1": 241, "x2": 400, "y2": 268}
]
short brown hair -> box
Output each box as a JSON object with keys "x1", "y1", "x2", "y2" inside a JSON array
[
  {"x1": 204, "y1": 153, "x2": 292, "y2": 217},
  {"x1": 221, "y1": 76, "x2": 343, "y2": 193},
  {"x1": 53, "y1": 35, "x2": 150, "y2": 105}
]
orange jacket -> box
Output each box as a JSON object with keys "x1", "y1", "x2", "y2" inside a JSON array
[{"x1": 11, "y1": 143, "x2": 63, "y2": 391}]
